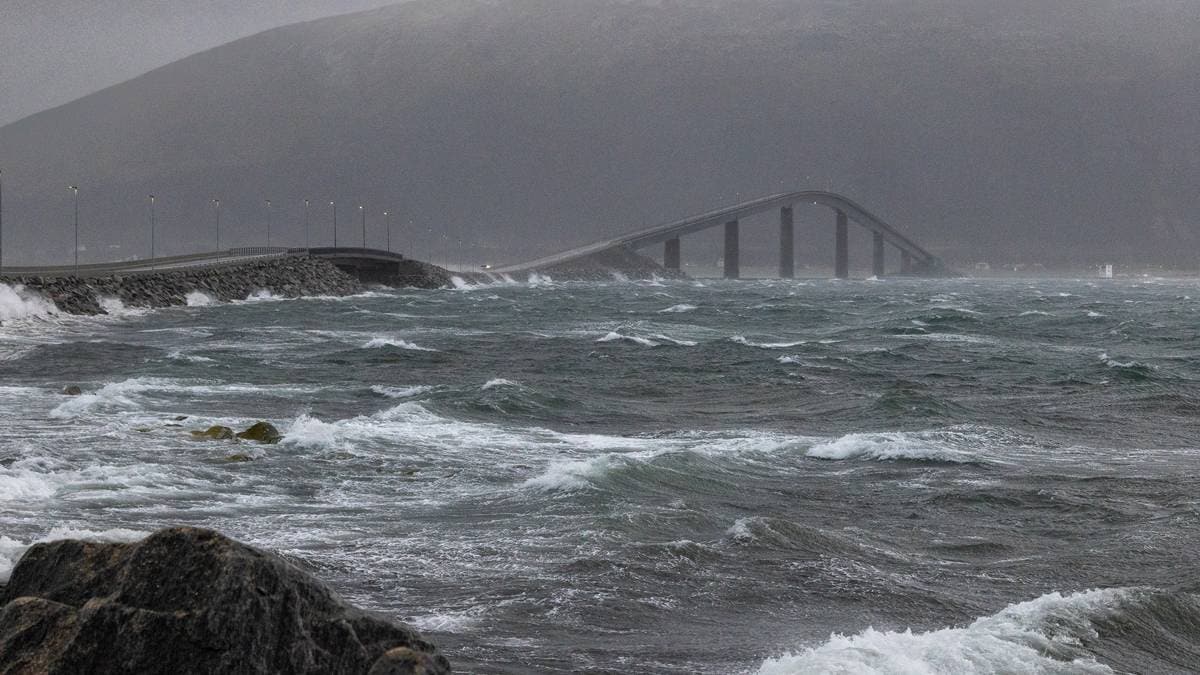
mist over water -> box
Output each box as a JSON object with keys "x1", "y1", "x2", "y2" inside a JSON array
[{"x1": 3, "y1": 277, "x2": 1200, "y2": 673}]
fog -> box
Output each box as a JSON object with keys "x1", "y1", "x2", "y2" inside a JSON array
[{"x1": 1, "y1": 0, "x2": 1197, "y2": 269}]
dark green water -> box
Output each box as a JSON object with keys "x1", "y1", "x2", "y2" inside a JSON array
[{"x1": 2, "y1": 277, "x2": 1200, "y2": 673}]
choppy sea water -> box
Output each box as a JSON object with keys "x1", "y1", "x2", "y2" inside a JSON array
[{"x1": 3, "y1": 276, "x2": 1200, "y2": 674}]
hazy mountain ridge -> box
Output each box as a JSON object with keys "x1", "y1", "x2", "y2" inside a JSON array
[{"x1": 1, "y1": 0, "x2": 1196, "y2": 267}]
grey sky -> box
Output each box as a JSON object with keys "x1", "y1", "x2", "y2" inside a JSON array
[{"x1": 0, "y1": 0, "x2": 398, "y2": 126}]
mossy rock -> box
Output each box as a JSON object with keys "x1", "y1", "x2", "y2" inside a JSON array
[
  {"x1": 191, "y1": 425, "x2": 235, "y2": 441},
  {"x1": 236, "y1": 422, "x2": 282, "y2": 444}
]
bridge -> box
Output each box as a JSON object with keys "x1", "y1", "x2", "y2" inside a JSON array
[{"x1": 494, "y1": 190, "x2": 947, "y2": 278}]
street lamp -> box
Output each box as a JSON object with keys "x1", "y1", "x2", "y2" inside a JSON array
[
  {"x1": 69, "y1": 185, "x2": 79, "y2": 272},
  {"x1": 0, "y1": 168, "x2": 5, "y2": 272},
  {"x1": 304, "y1": 199, "x2": 310, "y2": 249},
  {"x1": 148, "y1": 195, "x2": 156, "y2": 266},
  {"x1": 330, "y1": 201, "x2": 337, "y2": 247},
  {"x1": 359, "y1": 205, "x2": 365, "y2": 248},
  {"x1": 212, "y1": 198, "x2": 221, "y2": 253},
  {"x1": 265, "y1": 199, "x2": 272, "y2": 247},
  {"x1": 384, "y1": 211, "x2": 390, "y2": 252}
]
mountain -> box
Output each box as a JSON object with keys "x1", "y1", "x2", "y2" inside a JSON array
[
  {"x1": 1, "y1": 0, "x2": 1197, "y2": 268},
  {"x1": 0, "y1": 0, "x2": 398, "y2": 126}
]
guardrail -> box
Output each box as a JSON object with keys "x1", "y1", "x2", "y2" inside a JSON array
[{"x1": 0, "y1": 248, "x2": 301, "y2": 279}]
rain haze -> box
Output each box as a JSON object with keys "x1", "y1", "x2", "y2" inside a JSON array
[
  {"x1": 3, "y1": 3, "x2": 1200, "y2": 675},
  {"x1": 0, "y1": 0, "x2": 1197, "y2": 268}
]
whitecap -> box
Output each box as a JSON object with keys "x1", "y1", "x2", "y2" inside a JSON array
[
  {"x1": 521, "y1": 454, "x2": 625, "y2": 491},
  {"x1": 1099, "y1": 353, "x2": 1149, "y2": 370},
  {"x1": 730, "y1": 336, "x2": 806, "y2": 349},
  {"x1": 755, "y1": 588, "x2": 1139, "y2": 675},
  {"x1": 166, "y1": 350, "x2": 216, "y2": 364},
  {"x1": 659, "y1": 304, "x2": 698, "y2": 313},
  {"x1": 371, "y1": 385, "x2": 434, "y2": 399},
  {"x1": 597, "y1": 331, "x2": 659, "y2": 347},
  {"x1": 806, "y1": 432, "x2": 977, "y2": 463},
  {"x1": 482, "y1": 378, "x2": 520, "y2": 390},
  {"x1": 362, "y1": 337, "x2": 438, "y2": 351}
]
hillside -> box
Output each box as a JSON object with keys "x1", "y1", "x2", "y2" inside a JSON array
[{"x1": 1, "y1": 0, "x2": 1196, "y2": 267}]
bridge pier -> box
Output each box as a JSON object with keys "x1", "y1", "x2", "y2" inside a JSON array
[
  {"x1": 901, "y1": 250, "x2": 913, "y2": 275},
  {"x1": 779, "y1": 207, "x2": 795, "y2": 279},
  {"x1": 664, "y1": 238, "x2": 681, "y2": 271},
  {"x1": 872, "y1": 232, "x2": 885, "y2": 278},
  {"x1": 835, "y1": 210, "x2": 849, "y2": 279},
  {"x1": 724, "y1": 220, "x2": 740, "y2": 279}
]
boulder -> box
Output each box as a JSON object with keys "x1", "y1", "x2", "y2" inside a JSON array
[
  {"x1": 191, "y1": 425, "x2": 235, "y2": 440},
  {"x1": 236, "y1": 422, "x2": 282, "y2": 444},
  {"x1": 60, "y1": 386, "x2": 83, "y2": 396},
  {"x1": 0, "y1": 527, "x2": 450, "y2": 675}
]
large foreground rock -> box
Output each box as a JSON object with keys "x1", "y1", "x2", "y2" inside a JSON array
[{"x1": 0, "y1": 527, "x2": 450, "y2": 674}]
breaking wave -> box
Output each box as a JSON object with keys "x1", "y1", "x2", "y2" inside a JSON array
[
  {"x1": 806, "y1": 431, "x2": 982, "y2": 463},
  {"x1": 0, "y1": 284, "x2": 59, "y2": 323},
  {"x1": 756, "y1": 587, "x2": 1200, "y2": 675},
  {"x1": 185, "y1": 291, "x2": 215, "y2": 307}
]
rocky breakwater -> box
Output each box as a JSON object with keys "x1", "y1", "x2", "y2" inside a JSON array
[
  {"x1": 0, "y1": 256, "x2": 363, "y2": 316},
  {"x1": 0, "y1": 527, "x2": 451, "y2": 674}
]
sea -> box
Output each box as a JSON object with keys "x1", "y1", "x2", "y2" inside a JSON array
[{"x1": 2, "y1": 275, "x2": 1200, "y2": 674}]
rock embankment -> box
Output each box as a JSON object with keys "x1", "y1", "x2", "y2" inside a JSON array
[
  {"x1": 0, "y1": 527, "x2": 450, "y2": 675},
  {"x1": 0, "y1": 257, "x2": 363, "y2": 315}
]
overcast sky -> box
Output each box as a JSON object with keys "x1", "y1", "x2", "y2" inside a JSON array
[{"x1": 0, "y1": 0, "x2": 398, "y2": 126}]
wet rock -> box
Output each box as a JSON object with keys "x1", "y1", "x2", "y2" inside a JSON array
[
  {"x1": 370, "y1": 646, "x2": 449, "y2": 675},
  {"x1": 191, "y1": 425, "x2": 235, "y2": 440},
  {"x1": 236, "y1": 422, "x2": 282, "y2": 444},
  {"x1": 173, "y1": 415, "x2": 189, "y2": 421},
  {"x1": 60, "y1": 386, "x2": 83, "y2": 396},
  {"x1": 0, "y1": 527, "x2": 450, "y2": 674},
  {"x1": 223, "y1": 453, "x2": 254, "y2": 463}
]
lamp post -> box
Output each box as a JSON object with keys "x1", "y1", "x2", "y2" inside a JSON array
[
  {"x1": 148, "y1": 195, "x2": 156, "y2": 267},
  {"x1": 359, "y1": 205, "x2": 366, "y2": 248},
  {"x1": 212, "y1": 198, "x2": 221, "y2": 253},
  {"x1": 330, "y1": 201, "x2": 337, "y2": 247},
  {"x1": 265, "y1": 199, "x2": 272, "y2": 247},
  {"x1": 304, "y1": 199, "x2": 310, "y2": 249},
  {"x1": 69, "y1": 185, "x2": 79, "y2": 272},
  {"x1": 384, "y1": 211, "x2": 390, "y2": 252},
  {"x1": 0, "y1": 168, "x2": 5, "y2": 272}
]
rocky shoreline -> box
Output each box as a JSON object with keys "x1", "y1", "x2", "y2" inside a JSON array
[
  {"x1": 0, "y1": 527, "x2": 451, "y2": 674},
  {"x1": 0, "y1": 256, "x2": 454, "y2": 316}
]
